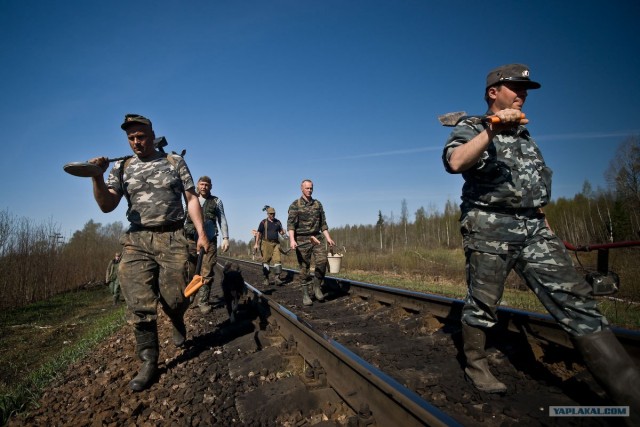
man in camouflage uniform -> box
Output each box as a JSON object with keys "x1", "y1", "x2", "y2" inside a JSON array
[
  {"x1": 254, "y1": 206, "x2": 287, "y2": 286},
  {"x1": 287, "y1": 179, "x2": 335, "y2": 306},
  {"x1": 89, "y1": 114, "x2": 209, "y2": 392},
  {"x1": 443, "y1": 64, "x2": 639, "y2": 419},
  {"x1": 184, "y1": 176, "x2": 229, "y2": 313},
  {"x1": 105, "y1": 252, "x2": 122, "y2": 305}
]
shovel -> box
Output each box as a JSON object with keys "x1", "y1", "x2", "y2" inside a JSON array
[
  {"x1": 184, "y1": 248, "x2": 205, "y2": 298},
  {"x1": 63, "y1": 137, "x2": 169, "y2": 177},
  {"x1": 438, "y1": 111, "x2": 526, "y2": 127},
  {"x1": 63, "y1": 155, "x2": 132, "y2": 177}
]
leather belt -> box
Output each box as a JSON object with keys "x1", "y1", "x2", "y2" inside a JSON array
[
  {"x1": 477, "y1": 206, "x2": 540, "y2": 217},
  {"x1": 133, "y1": 222, "x2": 183, "y2": 233}
]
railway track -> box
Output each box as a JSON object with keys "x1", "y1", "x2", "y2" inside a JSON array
[
  {"x1": 220, "y1": 256, "x2": 640, "y2": 426},
  {"x1": 244, "y1": 278, "x2": 459, "y2": 426},
  {"x1": 9, "y1": 256, "x2": 638, "y2": 426}
]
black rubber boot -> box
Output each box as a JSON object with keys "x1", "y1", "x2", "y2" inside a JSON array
[
  {"x1": 129, "y1": 322, "x2": 159, "y2": 392},
  {"x1": 312, "y1": 277, "x2": 325, "y2": 301},
  {"x1": 573, "y1": 329, "x2": 640, "y2": 426},
  {"x1": 196, "y1": 283, "x2": 212, "y2": 313},
  {"x1": 262, "y1": 264, "x2": 270, "y2": 286},
  {"x1": 273, "y1": 264, "x2": 283, "y2": 286},
  {"x1": 168, "y1": 313, "x2": 186, "y2": 347},
  {"x1": 462, "y1": 323, "x2": 507, "y2": 393},
  {"x1": 302, "y1": 284, "x2": 313, "y2": 306}
]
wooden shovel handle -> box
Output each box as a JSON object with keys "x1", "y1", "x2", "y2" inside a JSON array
[
  {"x1": 486, "y1": 113, "x2": 526, "y2": 124},
  {"x1": 195, "y1": 248, "x2": 204, "y2": 275}
]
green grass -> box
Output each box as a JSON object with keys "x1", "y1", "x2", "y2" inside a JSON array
[{"x1": 0, "y1": 287, "x2": 125, "y2": 425}]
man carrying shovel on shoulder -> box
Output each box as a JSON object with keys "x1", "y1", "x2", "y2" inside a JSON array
[
  {"x1": 441, "y1": 65, "x2": 639, "y2": 423},
  {"x1": 88, "y1": 114, "x2": 209, "y2": 392}
]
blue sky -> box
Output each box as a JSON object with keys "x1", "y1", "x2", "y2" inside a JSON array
[{"x1": 1, "y1": 1, "x2": 639, "y2": 244}]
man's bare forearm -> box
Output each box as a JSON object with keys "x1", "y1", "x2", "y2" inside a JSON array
[{"x1": 92, "y1": 176, "x2": 120, "y2": 212}]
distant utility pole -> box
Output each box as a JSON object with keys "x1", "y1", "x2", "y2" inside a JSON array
[
  {"x1": 376, "y1": 210, "x2": 384, "y2": 250},
  {"x1": 50, "y1": 233, "x2": 65, "y2": 248},
  {"x1": 401, "y1": 199, "x2": 408, "y2": 247}
]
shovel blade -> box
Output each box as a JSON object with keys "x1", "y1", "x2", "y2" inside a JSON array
[
  {"x1": 63, "y1": 162, "x2": 104, "y2": 177},
  {"x1": 184, "y1": 275, "x2": 204, "y2": 298},
  {"x1": 438, "y1": 111, "x2": 467, "y2": 127}
]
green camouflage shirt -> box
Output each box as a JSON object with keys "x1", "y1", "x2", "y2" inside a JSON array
[
  {"x1": 105, "y1": 259, "x2": 119, "y2": 283},
  {"x1": 287, "y1": 197, "x2": 328, "y2": 236},
  {"x1": 442, "y1": 117, "x2": 552, "y2": 211},
  {"x1": 107, "y1": 152, "x2": 195, "y2": 227}
]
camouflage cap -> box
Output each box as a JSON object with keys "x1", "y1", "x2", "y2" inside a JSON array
[
  {"x1": 485, "y1": 64, "x2": 541, "y2": 90},
  {"x1": 121, "y1": 114, "x2": 153, "y2": 130},
  {"x1": 266, "y1": 207, "x2": 276, "y2": 214}
]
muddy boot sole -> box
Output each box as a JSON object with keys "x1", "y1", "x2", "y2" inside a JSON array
[{"x1": 464, "y1": 368, "x2": 507, "y2": 393}]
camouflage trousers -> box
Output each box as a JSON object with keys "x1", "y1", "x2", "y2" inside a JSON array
[
  {"x1": 108, "y1": 278, "x2": 121, "y2": 298},
  {"x1": 109, "y1": 277, "x2": 120, "y2": 301},
  {"x1": 460, "y1": 208, "x2": 608, "y2": 337},
  {"x1": 118, "y1": 228, "x2": 191, "y2": 325},
  {"x1": 295, "y1": 236, "x2": 327, "y2": 283}
]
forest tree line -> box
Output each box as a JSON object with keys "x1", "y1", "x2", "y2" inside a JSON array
[
  {"x1": 331, "y1": 135, "x2": 640, "y2": 252},
  {"x1": 1, "y1": 135, "x2": 638, "y2": 310}
]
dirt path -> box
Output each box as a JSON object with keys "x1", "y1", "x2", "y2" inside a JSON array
[{"x1": 5, "y1": 278, "x2": 350, "y2": 426}]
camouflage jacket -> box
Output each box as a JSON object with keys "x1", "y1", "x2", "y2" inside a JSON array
[
  {"x1": 184, "y1": 194, "x2": 229, "y2": 240},
  {"x1": 287, "y1": 197, "x2": 328, "y2": 237},
  {"x1": 442, "y1": 116, "x2": 552, "y2": 212},
  {"x1": 107, "y1": 151, "x2": 195, "y2": 228},
  {"x1": 105, "y1": 259, "x2": 119, "y2": 283}
]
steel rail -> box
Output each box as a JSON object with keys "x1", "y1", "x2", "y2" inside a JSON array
[
  {"x1": 324, "y1": 276, "x2": 640, "y2": 358},
  {"x1": 564, "y1": 240, "x2": 640, "y2": 252},
  {"x1": 242, "y1": 281, "x2": 462, "y2": 427},
  {"x1": 220, "y1": 256, "x2": 640, "y2": 361}
]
